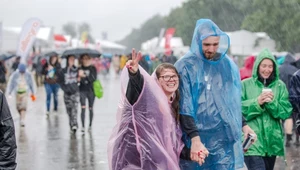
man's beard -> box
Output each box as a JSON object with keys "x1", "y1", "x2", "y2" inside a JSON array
[{"x1": 204, "y1": 52, "x2": 216, "y2": 60}]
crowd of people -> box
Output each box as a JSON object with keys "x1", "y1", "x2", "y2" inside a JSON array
[
  {"x1": 0, "y1": 52, "x2": 99, "y2": 135},
  {"x1": 0, "y1": 18, "x2": 299, "y2": 170},
  {"x1": 108, "y1": 19, "x2": 300, "y2": 170}
]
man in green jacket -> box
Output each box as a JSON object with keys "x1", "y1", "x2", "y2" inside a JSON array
[{"x1": 241, "y1": 48, "x2": 292, "y2": 170}]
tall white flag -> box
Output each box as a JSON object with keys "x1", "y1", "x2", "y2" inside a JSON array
[
  {"x1": 0, "y1": 21, "x2": 2, "y2": 52},
  {"x1": 16, "y1": 18, "x2": 42, "y2": 64}
]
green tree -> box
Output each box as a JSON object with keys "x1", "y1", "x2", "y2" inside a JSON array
[
  {"x1": 166, "y1": 0, "x2": 254, "y2": 46},
  {"x1": 118, "y1": 15, "x2": 166, "y2": 51},
  {"x1": 62, "y1": 22, "x2": 77, "y2": 38},
  {"x1": 242, "y1": 0, "x2": 300, "y2": 52}
]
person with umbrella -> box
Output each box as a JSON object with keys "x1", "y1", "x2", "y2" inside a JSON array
[
  {"x1": 57, "y1": 55, "x2": 80, "y2": 133},
  {"x1": 78, "y1": 54, "x2": 97, "y2": 133},
  {"x1": 42, "y1": 52, "x2": 61, "y2": 117}
]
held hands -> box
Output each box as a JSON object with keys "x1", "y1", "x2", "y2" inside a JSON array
[
  {"x1": 258, "y1": 92, "x2": 274, "y2": 105},
  {"x1": 125, "y1": 48, "x2": 142, "y2": 74},
  {"x1": 190, "y1": 136, "x2": 209, "y2": 166}
]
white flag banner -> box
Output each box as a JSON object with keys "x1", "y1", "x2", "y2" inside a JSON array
[
  {"x1": 0, "y1": 22, "x2": 2, "y2": 52},
  {"x1": 16, "y1": 18, "x2": 42, "y2": 64}
]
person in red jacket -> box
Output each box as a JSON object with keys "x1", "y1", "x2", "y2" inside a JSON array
[{"x1": 240, "y1": 55, "x2": 255, "y2": 80}]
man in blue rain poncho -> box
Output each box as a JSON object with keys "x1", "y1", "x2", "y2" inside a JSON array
[{"x1": 175, "y1": 19, "x2": 244, "y2": 170}]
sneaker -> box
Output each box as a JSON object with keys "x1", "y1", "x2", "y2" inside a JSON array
[
  {"x1": 46, "y1": 111, "x2": 50, "y2": 118},
  {"x1": 88, "y1": 126, "x2": 92, "y2": 132},
  {"x1": 81, "y1": 128, "x2": 85, "y2": 133},
  {"x1": 53, "y1": 110, "x2": 58, "y2": 116},
  {"x1": 295, "y1": 140, "x2": 300, "y2": 147},
  {"x1": 20, "y1": 120, "x2": 25, "y2": 127},
  {"x1": 71, "y1": 126, "x2": 77, "y2": 133}
]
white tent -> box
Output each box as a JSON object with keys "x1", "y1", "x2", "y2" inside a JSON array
[
  {"x1": 141, "y1": 37, "x2": 189, "y2": 56},
  {"x1": 2, "y1": 26, "x2": 54, "y2": 52},
  {"x1": 95, "y1": 39, "x2": 126, "y2": 54},
  {"x1": 226, "y1": 30, "x2": 277, "y2": 56}
]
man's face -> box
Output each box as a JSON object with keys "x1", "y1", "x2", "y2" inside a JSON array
[{"x1": 202, "y1": 36, "x2": 220, "y2": 60}]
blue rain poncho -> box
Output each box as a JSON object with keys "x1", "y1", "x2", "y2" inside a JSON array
[{"x1": 175, "y1": 19, "x2": 243, "y2": 170}]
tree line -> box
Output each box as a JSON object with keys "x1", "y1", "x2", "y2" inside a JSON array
[{"x1": 118, "y1": 0, "x2": 300, "y2": 53}]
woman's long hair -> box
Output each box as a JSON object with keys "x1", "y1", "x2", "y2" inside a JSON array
[{"x1": 155, "y1": 63, "x2": 180, "y2": 123}]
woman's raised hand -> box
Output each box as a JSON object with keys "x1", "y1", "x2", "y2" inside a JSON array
[{"x1": 126, "y1": 48, "x2": 142, "y2": 74}]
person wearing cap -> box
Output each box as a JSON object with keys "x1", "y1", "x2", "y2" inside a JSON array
[{"x1": 7, "y1": 63, "x2": 36, "y2": 126}]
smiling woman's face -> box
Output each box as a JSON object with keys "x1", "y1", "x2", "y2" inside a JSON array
[
  {"x1": 258, "y1": 59, "x2": 274, "y2": 79},
  {"x1": 158, "y1": 68, "x2": 179, "y2": 96}
]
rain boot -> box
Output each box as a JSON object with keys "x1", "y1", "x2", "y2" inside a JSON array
[
  {"x1": 295, "y1": 134, "x2": 300, "y2": 146},
  {"x1": 286, "y1": 134, "x2": 292, "y2": 147}
]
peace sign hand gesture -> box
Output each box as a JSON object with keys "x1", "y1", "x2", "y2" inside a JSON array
[{"x1": 126, "y1": 48, "x2": 142, "y2": 74}]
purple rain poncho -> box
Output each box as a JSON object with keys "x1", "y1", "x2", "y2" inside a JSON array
[{"x1": 108, "y1": 67, "x2": 184, "y2": 170}]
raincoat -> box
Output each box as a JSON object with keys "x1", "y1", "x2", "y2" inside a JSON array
[
  {"x1": 240, "y1": 55, "x2": 255, "y2": 80},
  {"x1": 289, "y1": 70, "x2": 300, "y2": 134},
  {"x1": 242, "y1": 49, "x2": 292, "y2": 157},
  {"x1": 0, "y1": 91, "x2": 17, "y2": 170},
  {"x1": 7, "y1": 69, "x2": 36, "y2": 96},
  {"x1": 108, "y1": 67, "x2": 184, "y2": 170},
  {"x1": 175, "y1": 19, "x2": 243, "y2": 170}
]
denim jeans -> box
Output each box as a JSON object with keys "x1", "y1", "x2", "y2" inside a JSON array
[
  {"x1": 45, "y1": 83, "x2": 60, "y2": 112},
  {"x1": 244, "y1": 156, "x2": 276, "y2": 170}
]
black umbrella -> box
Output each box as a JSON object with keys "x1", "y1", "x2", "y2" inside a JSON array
[
  {"x1": 44, "y1": 51, "x2": 59, "y2": 58},
  {"x1": 0, "y1": 53, "x2": 16, "y2": 61},
  {"x1": 61, "y1": 48, "x2": 101, "y2": 58}
]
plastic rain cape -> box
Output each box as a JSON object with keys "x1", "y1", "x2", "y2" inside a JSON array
[
  {"x1": 6, "y1": 69, "x2": 37, "y2": 96},
  {"x1": 107, "y1": 66, "x2": 184, "y2": 170},
  {"x1": 175, "y1": 19, "x2": 243, "y2": 170}
]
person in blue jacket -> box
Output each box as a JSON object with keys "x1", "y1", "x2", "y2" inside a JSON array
[{"x1": 175, "y1": 19, "x2": 244, "y2": 170}]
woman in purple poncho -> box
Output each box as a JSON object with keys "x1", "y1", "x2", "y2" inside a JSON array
[{"x1": 108, "y1": 49, "x2": 208, "y2": 170}]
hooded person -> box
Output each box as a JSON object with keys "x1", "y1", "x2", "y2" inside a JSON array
[
  {"x1": 57, "y1": 55, "x2": 79, "y2": 133},
  {"x1": 107, "y1": 49, "x2": 203, "y2": 170},
  {"x1": 289, "y1": 69, "x2": 300, "y2": 138},
  {"x1": 240, "y1": 55, "x2": 255, "y2": 80},
  {"x1": 279, "y1": 53, "x2": 298, "y2": 89},
  {"x1": 175, "y1": 19, "x2": 244, "y2": 170},
  {"x1": 279, "y1": 53, "x2": 299, "y2": 146},
  {"x1": 242, "y1": 49, "x2": 292, "y2": 170},
  {"x1": 7, "y1": 63, "x2": 36, "y2": 126}
]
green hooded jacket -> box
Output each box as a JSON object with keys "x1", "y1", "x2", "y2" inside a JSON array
[{"x1": 241, "y1": 49, "x2": 292, "y2": 157}]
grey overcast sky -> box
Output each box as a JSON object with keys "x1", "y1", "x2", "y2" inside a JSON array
[{"x1": 0, "y1": 0, "x2": 184, "y2": 41}]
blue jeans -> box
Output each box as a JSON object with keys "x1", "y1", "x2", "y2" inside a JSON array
[
  {"x1": 45, "y1": 83, "x2": 60, "y2": 112},
  {"x1": 244, "y1": 156, "x2": 276, "y2": 170}
]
